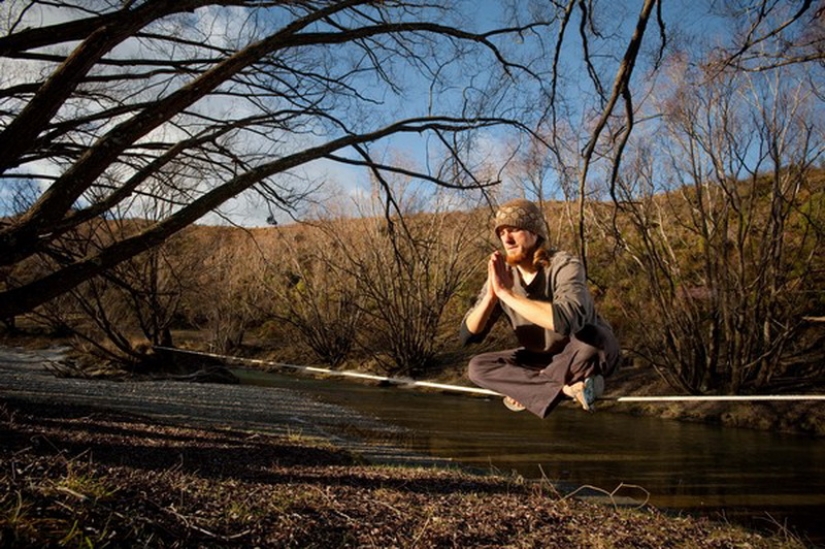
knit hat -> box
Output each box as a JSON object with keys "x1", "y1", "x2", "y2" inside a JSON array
[{"x1": 493, "y1": 199, "x2": 548, "y2": 241}]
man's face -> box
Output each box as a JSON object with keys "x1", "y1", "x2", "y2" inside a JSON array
[{"x1": 498, "y1": 226, "x2": 538, "y2": 264}]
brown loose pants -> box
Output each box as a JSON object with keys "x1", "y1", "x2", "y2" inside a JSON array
[{"x1": 468, "y1": 323, "x2": 620, "y2": 418}]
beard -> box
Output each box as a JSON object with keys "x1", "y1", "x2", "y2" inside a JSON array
[{"x1": 504, "y1": 247, "x2": 534, "y2": 268}]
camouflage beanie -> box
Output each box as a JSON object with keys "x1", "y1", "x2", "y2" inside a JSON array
[{"x1": 493, "y1": 199, "x2": 548, "y2": 241}]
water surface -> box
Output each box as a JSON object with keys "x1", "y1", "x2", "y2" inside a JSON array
[{"x1": 239, "y1": 369, "x2": 825, "y2": 545}]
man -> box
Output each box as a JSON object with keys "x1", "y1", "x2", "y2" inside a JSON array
[{"x1": 460, "y1": 199, "x2": 620, "y2": 417}]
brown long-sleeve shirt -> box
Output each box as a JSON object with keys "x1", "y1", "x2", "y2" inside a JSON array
[{"x1": 460, "y1": 251, "x2": 610, "y2": 353}]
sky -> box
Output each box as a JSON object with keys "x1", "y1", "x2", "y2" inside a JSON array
[{"x1": 0, "y1": 1, "x2": 769, "y2": 228}]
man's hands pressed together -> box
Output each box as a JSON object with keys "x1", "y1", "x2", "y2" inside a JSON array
[
  {"x1": 488, "y1": 251, "x2": 514, "y2": 299},
  {"x1": 488, "y1": 251, "x2": 556, "y2": 332}
]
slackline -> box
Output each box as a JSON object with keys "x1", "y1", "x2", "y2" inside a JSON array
[{"x1": 154, "y1": 346, "x2": 825, "y2": 403}]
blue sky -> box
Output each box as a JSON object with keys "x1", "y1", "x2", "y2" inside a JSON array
[{"x1": 0, "y1": 1, "x2": 784, "y2": 227}]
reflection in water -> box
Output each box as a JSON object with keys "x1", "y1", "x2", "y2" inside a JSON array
[{"x1": 239, "y1": 370, "x2": 825, "y2": 544}]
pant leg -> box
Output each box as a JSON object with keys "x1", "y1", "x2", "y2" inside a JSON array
[
  {"x1": 469, "y1": 335, "x2": 605, "y2": 418},
  {"x1": 468, "y1": 348, "x2": 559, "y2": 417},
  {"x1": 572, "y1": 322, "x2": 621, "y2": 377}
]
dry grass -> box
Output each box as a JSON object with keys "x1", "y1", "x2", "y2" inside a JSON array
[{"x1": 0, "y1": 399, "x2": 807, "y2": 549}]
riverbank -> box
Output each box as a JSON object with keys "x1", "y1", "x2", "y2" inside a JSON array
[
  {"x1": 159, "y1": 340, "x2": 825, "y2": 438},
  {"x1": 5, "y1": 324, "x2": 825, "y2": 438},
  {"x1": 0, "y1": 398, "x2": 806, "y2": 549},
  {"x1": 592, "y1": 362, "x2": 825, "y2": 437},
  {"x1": 0, "y1": 344, "x2": 813, "y2": 548}
]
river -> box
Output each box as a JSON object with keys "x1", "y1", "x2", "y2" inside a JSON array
[{"x1": 239, "y1": 369, "x2": 825, "y2": 547}]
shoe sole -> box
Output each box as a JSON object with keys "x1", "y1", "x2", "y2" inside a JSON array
[
  {"x1": 567, "y1": 375, "x2": 605, "y2": 412},
  {"x1": 503, "y1": 396, "x2": 526, "y2": 412}
]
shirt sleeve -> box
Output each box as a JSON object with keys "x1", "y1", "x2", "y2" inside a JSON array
[{"x1": 550, "y1": 253, "x2": 597, "y2": 336}]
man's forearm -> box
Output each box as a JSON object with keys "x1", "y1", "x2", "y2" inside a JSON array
[
  {"x1": 496, "y1": 289, "x2": 556, "y2": 331},
  {"x1": 464, "y1": 293, "x2": 497, "y2": 334}
]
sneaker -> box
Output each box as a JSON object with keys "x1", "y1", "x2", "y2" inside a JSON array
[
  {"x1": 502, "y1": 396, "x2": 526, "y2": 412},
  {"x1": 563, "y1": 375, "x2": 604, "y2": 412}
]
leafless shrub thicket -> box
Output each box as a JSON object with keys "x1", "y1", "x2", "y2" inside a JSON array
[
  {"x1": 250, "y1": 185, "x2": 482, "y2": 376},
  {"x1": 14, "y1": 210, "x2": 204, "y2": 369},
  {"x1": 259, "y1": 223, "x2": 365, "y2": 368},
  {"x1": 340, "y1": 195, "x2": 480, "y2": 377},
  {"x1": 594, "y1": 63, "x2": 825, "y2": 394},
  {"x1": 185, "y1": 228, "x2": 270, "y2": 354}
]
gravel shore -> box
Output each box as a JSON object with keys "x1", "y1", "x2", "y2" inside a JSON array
[{"x1": 0, "y1": 346, "x2": 447, "y2": 468}]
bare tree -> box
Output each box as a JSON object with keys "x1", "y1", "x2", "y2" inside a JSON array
[
  {"x1": 185, "y1": 227, "x2": 268, "y2": 354},
  {"x1": 0, "y1": 0, "x2": 548, "y2": 319},
  {"x1": 710, "y1": 0, "x2": 824, "y2": 72},
  {"x1": 607, "y1": 62, "x2": 825, "y2": 394},
  {"x1": 303, "y1": 181, "x2": 479, "y2": 377},
  {"x1": 259, "y1": 222, "x2": 364, "y2": 367},
  {"x1": 531, "y1": 0, "x2": 820, "y2": 263}
]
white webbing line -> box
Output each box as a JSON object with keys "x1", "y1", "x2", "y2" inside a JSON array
[
  {"x1": 154, "y1": 346, "x2": 825, "y2": 402},
  {"x1": 605, "y1": 395, "x2": 825, "y2": 402},
  {"x1": 154, "y1": 346, "x2": 502, "y2": 396}
]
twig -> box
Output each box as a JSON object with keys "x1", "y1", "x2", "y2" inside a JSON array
[
  {"x1": 56, "y1": 485, "x2": 90, "y2": 501},
  {"x1": 563, "y1": 482, "x2": 650, "y2": 511},
  {"x1": 164, "y1": 504, "x2": 252, "y2": 542},
  {"x1": 409, "y1": 514, "x2": 432, "y2": 548}
]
